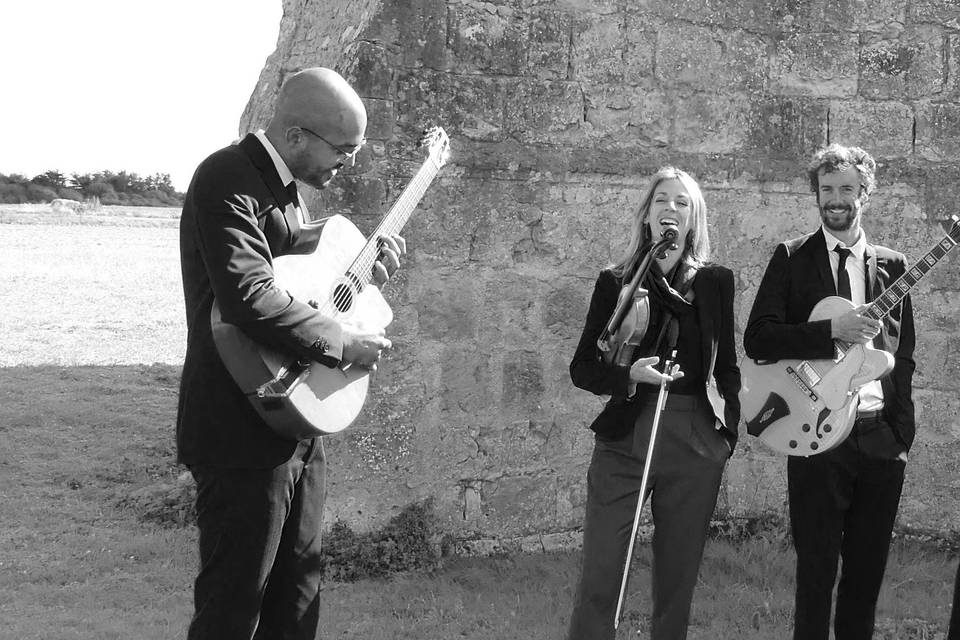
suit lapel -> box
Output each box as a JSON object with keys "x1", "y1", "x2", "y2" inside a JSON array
[
  {"x1": 809, "y1": 228, "x2": 837, "y2": 296},
  {"x1": 694, "y1": 269, "x2": 718, "y2": 381},
  {"x1": 238, "y1": 134, "x2": 294, "y2": 209}
]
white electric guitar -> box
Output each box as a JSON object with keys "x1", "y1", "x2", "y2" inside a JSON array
[
  {"x1": 741, "y1": 216, "x2": 960, "y2": 456},
  {"x1": 211, "y1": 127, "x2": 450, "y2": 440}
]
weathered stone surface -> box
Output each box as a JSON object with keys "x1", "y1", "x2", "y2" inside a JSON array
[
  {"x1": 859, "y1": 26, "x2": 948, "y2": 99},
  {"x1": 771, "y1": 32, "x2": 859, "y2": 97},
  {"x1": 245, "y1": 0, "x2": 960, "y2": 543}
]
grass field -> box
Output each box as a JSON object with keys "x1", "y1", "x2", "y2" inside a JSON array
[{"x1": 1, "y1": 216, "x2": 957, "y2": 639}]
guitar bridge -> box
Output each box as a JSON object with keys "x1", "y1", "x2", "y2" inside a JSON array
[
  {"x1": 255, "y1": 360, "x2": 312, "y2": 402},
  {"x1": 787, "y1": 362, "x2": 821, "y2": 401}
]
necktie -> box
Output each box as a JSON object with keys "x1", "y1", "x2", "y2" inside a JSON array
[
  {"x1": 834, "y1": 246, "x2": 852, "y2": 300},
  {"x1": 286, "y1": 181, "x2": 300, "y2": 208}
]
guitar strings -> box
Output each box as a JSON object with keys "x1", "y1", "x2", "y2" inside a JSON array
[{"x1": 321, "y1": 148, "x2": 444, "y2": 319}]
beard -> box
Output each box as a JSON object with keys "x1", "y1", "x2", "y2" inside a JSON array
[{"x1": 820, "y1": 204, "x2": 857, "y2": 232}]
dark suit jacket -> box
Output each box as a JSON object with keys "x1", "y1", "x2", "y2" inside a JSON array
[
  {"x1": 570, "y1": 264, "x2": 742, "y2": 449},
  {"x1": 177, "y1": 134, "x2": 345, "y2": 468},
  {"x1": 743, "y1": 228, "x2": 917, "y2": 450}
]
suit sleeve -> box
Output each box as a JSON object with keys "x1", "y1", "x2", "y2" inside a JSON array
[
  {"x1": 569, "y1": 270, "x2": 633, "y2": 397},
  {"x1": 190, "y1": 162, "x2": 344, "y2": 366},
  {"x1": 743, "y1": 243, "x2": 834, "y2": 361},
  {"x1": 714, "y1": 268, "x2": 741, "y2": 435}
]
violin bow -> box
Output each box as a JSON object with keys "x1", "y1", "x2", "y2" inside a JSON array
[{"x1": 613, "y1": 350, "x2": 679, "y2": 630}]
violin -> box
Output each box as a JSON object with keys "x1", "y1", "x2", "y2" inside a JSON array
[{"x1": 596, "y1": 226, "x2": 679, "y2": 375}]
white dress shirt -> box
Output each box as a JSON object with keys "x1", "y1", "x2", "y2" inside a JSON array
[
  {"x1": 254, "y1": 130, "x2": 307, "y2": 224},
  {"x1": 822, "y1": 225, "x2": 884, "y2": 412}
]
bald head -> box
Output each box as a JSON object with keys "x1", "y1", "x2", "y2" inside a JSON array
[
  {"x1": 271, "y1": 67, "x2": 366, "y2": 138},
  {"x1": 265, "y1": 67, "x2": 367, "y2": 189}
]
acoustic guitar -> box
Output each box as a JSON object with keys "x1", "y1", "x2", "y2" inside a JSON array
[
  {"x1": 741, "y1": 216, "x2": 959, "y2": 456},
  {"x1": 211, "y1": 127, "x2": 450, "y2": 440}
]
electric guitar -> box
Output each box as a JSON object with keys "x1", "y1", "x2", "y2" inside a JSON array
[
  {"x1": 211, "y1": 127, "x2": 450, "y2": 440},
  {"x1": 741, "y1": 216, "x2": 960, "y2": 456}
]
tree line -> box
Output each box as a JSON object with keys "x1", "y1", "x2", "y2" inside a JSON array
[{"x1": 0, "y1": 170, "x2": 185, "y2": 207}]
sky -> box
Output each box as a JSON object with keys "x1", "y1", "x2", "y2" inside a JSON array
[{"x1": 0, "y1": 1, "x2": 282, "y2": 192}]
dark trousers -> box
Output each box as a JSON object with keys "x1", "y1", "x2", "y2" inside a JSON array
[
  {"x1": 567, "y1": 393, "x2": 729, "y2": 640},
  {"x1": 948, "y1": 563, "x2": 960, "y2": 640},
  {"x1": 788, "y1": 413, "x2": 906, "y2": 640},
  {"x1": 187, "y1": 438, "x2": 326, "y2": 640}
]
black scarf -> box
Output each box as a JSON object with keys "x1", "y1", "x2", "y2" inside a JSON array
[{"x1": 632, "y1": 256, "x2": 697, "y2": 360}]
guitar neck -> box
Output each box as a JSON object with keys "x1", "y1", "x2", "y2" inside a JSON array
[
  {"x1": 348, "y1": 154, "x2": 442, "y2": 284},
  {"x1": 863, "y1": 231, "x2": 958, "y2": 322}
]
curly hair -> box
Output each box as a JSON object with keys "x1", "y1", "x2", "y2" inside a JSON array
[
  {"x1": 806, "y1": 143, "x2": 877, "y2": 197},
  {"x1": 611, "y1": 166, "x2": 710, "y2": 279}
]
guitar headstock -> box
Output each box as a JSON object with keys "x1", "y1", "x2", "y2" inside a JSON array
[
  {"x1": 946, "y1": 214, "x2": 960, "y2": 244},
  {"x1": 418, "y1": 126, "x2": 451, "y2": 169}
]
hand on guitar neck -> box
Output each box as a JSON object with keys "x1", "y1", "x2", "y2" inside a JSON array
[
  {"x1": 830, "y1": 304, "x2": 881, "y2": 344},
  {"x1": 369, "y1": 234, "x2": 406, "y2": 289}
]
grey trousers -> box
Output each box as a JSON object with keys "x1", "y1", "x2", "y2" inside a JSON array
[{"x1": 567, "y1": 393, "x2": 729, "y2": 640}]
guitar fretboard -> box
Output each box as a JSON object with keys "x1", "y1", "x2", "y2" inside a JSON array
[
  {"x1": 863, "y1": 229, "x2": 958, "y2": 322},
  {"x1": 347, "y1": 154, "x2": 442, "y2": 285}
]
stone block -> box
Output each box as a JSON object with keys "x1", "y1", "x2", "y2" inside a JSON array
[
  {"x1": 524, "y1": 10, "x2": 573, "y2": 79},
  {"x1": 916, "y1": 103, "x2": 960, "y2": 161},
  {"x1": 447, "y1": 2, "x2": 527, "y2": 76},
  {"x1": 570, "y1": 13, "x2": 624, "y2": 84},
  {"x1": 654, "y1": 24, "x2": 768, "y2": 94},
  {"x1": 910, "y1": 0, "x2": 960, "y2": 28},
  {"x1": 583, "y1": 84, "x2": 672, "y2": 145},
  {"x1": 503, "y1": 79, "x2": 584, "y2": 143},
  {"x1": 828, "y1": 99, "x2": 914, "y2": 158},
  {"x1": 859, "y1": 26, "x2": 948, "y2": 99},
  {"x1": 480, "y1": 473, "x2": 559, "y2": 535},
  {"x1": 345, "y1": 41, "x2": 393, "y2": 99},
  {"x1": 439, "y1": 344, "x2": 492, "y2": 414},
  {"x1": 745, "y1": 96, "x2": 830, "y2": 160},
  {"x1": 771, "y1": 32, "x2": 858, "y2": 97},
  {"x1": 365, "y1": 0, "x2": 450, "y2": 69},
  {"x1": 396, "y1": 70, "x2": 506, "y2": 141},
  {"x1": 502, "y1": 351, "x2": 545, "y2": 409},
  {"x1": 622, "y1": 14, "x2": 658, "y2": 85},
  {"x1": 671, "y1": 91, "x2": 753, "y2": 154}
]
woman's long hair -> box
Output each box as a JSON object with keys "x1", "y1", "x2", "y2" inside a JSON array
[{"x1": 610, "y1": 167, "x2": 711, "y2": 279}]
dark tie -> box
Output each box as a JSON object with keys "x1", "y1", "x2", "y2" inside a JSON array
[
  {"x1": 286, "y1": 181, "x2": 300, "y2": 208},
  {"x1": 834, "y1": 246, "x2": 852, "y2": 300}
]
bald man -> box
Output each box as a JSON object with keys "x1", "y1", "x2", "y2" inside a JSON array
[{"x1": 177, "y1": 67, "x2": 405, "y2": 640}]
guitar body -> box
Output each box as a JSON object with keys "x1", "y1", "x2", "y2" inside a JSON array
[
  {"x1": 211, "y1": 215, "x2": 392, "y2": 439},
  {"x1": 740, "y1": 296, "x2": 894, "y2": 456}
]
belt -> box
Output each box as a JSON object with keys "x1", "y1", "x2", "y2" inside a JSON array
[{"x1": 856, "y1": 409, "x2": 884, "y2": 423}]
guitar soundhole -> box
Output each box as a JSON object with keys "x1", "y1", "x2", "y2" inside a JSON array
[{"x1": 332, "y1": 283, "x2": 355, "y2": 313}]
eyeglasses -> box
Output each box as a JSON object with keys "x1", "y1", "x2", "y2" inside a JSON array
[{"x1": 296, "y1": 126, "x2": 365, "y2": 159}]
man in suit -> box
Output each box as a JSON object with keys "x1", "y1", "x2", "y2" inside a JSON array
[
  {"x1": 744, "y1": 143, "x2": 916, "y2": 640},
  {"x1": 178, "y1": 67, "x2": 405, "y2": 640}
]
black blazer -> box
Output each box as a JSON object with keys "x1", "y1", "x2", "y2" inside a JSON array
[
  {"x1": 743, "y1": 228, "x2": 917, "y2": 449},
  {"x1": 177, "y1": 134, "x2": 344, "y2": 468},
  {"x1": 570, "y1": 265, "x2": 742, "y2": 448}
]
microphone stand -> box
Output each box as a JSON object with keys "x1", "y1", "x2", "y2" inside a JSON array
[{"x1": 613, "y1": 350, "x2": 679, "y2": 630}]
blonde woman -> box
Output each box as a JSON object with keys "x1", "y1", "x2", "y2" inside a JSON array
[{"x1": 567, "y1": 167, "x2": 740, "y2": 640}]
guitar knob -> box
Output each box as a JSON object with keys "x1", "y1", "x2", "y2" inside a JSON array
[
  {"x1": 810, "y1": 442, "x2": 819, "y2": 451},
  {"x1": 823, "y1": 424, "x2": 832, "y2": 433},
  {"x1": 801, "y1": 424, "x2": 810, "y2": 432},
  {"x1": 789, "y1": 440, "x2": 797, "y2": 449}
]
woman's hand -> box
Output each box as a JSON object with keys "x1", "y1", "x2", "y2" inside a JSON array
[{"x1": 629, "y1": 356, "x2": 684, "y2": 386}]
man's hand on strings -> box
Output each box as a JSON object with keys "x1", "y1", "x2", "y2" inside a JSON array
[
  {"x1": 371, "y1": 234, "x2": 406, "y2": 287},
  {"x1": 629, "y1": 356, "x2": 684, "y2": 387}
]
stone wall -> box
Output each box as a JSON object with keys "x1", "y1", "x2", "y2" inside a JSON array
[{"x1": 241, "y1": 0, "x2": 960, "y2": 541}]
